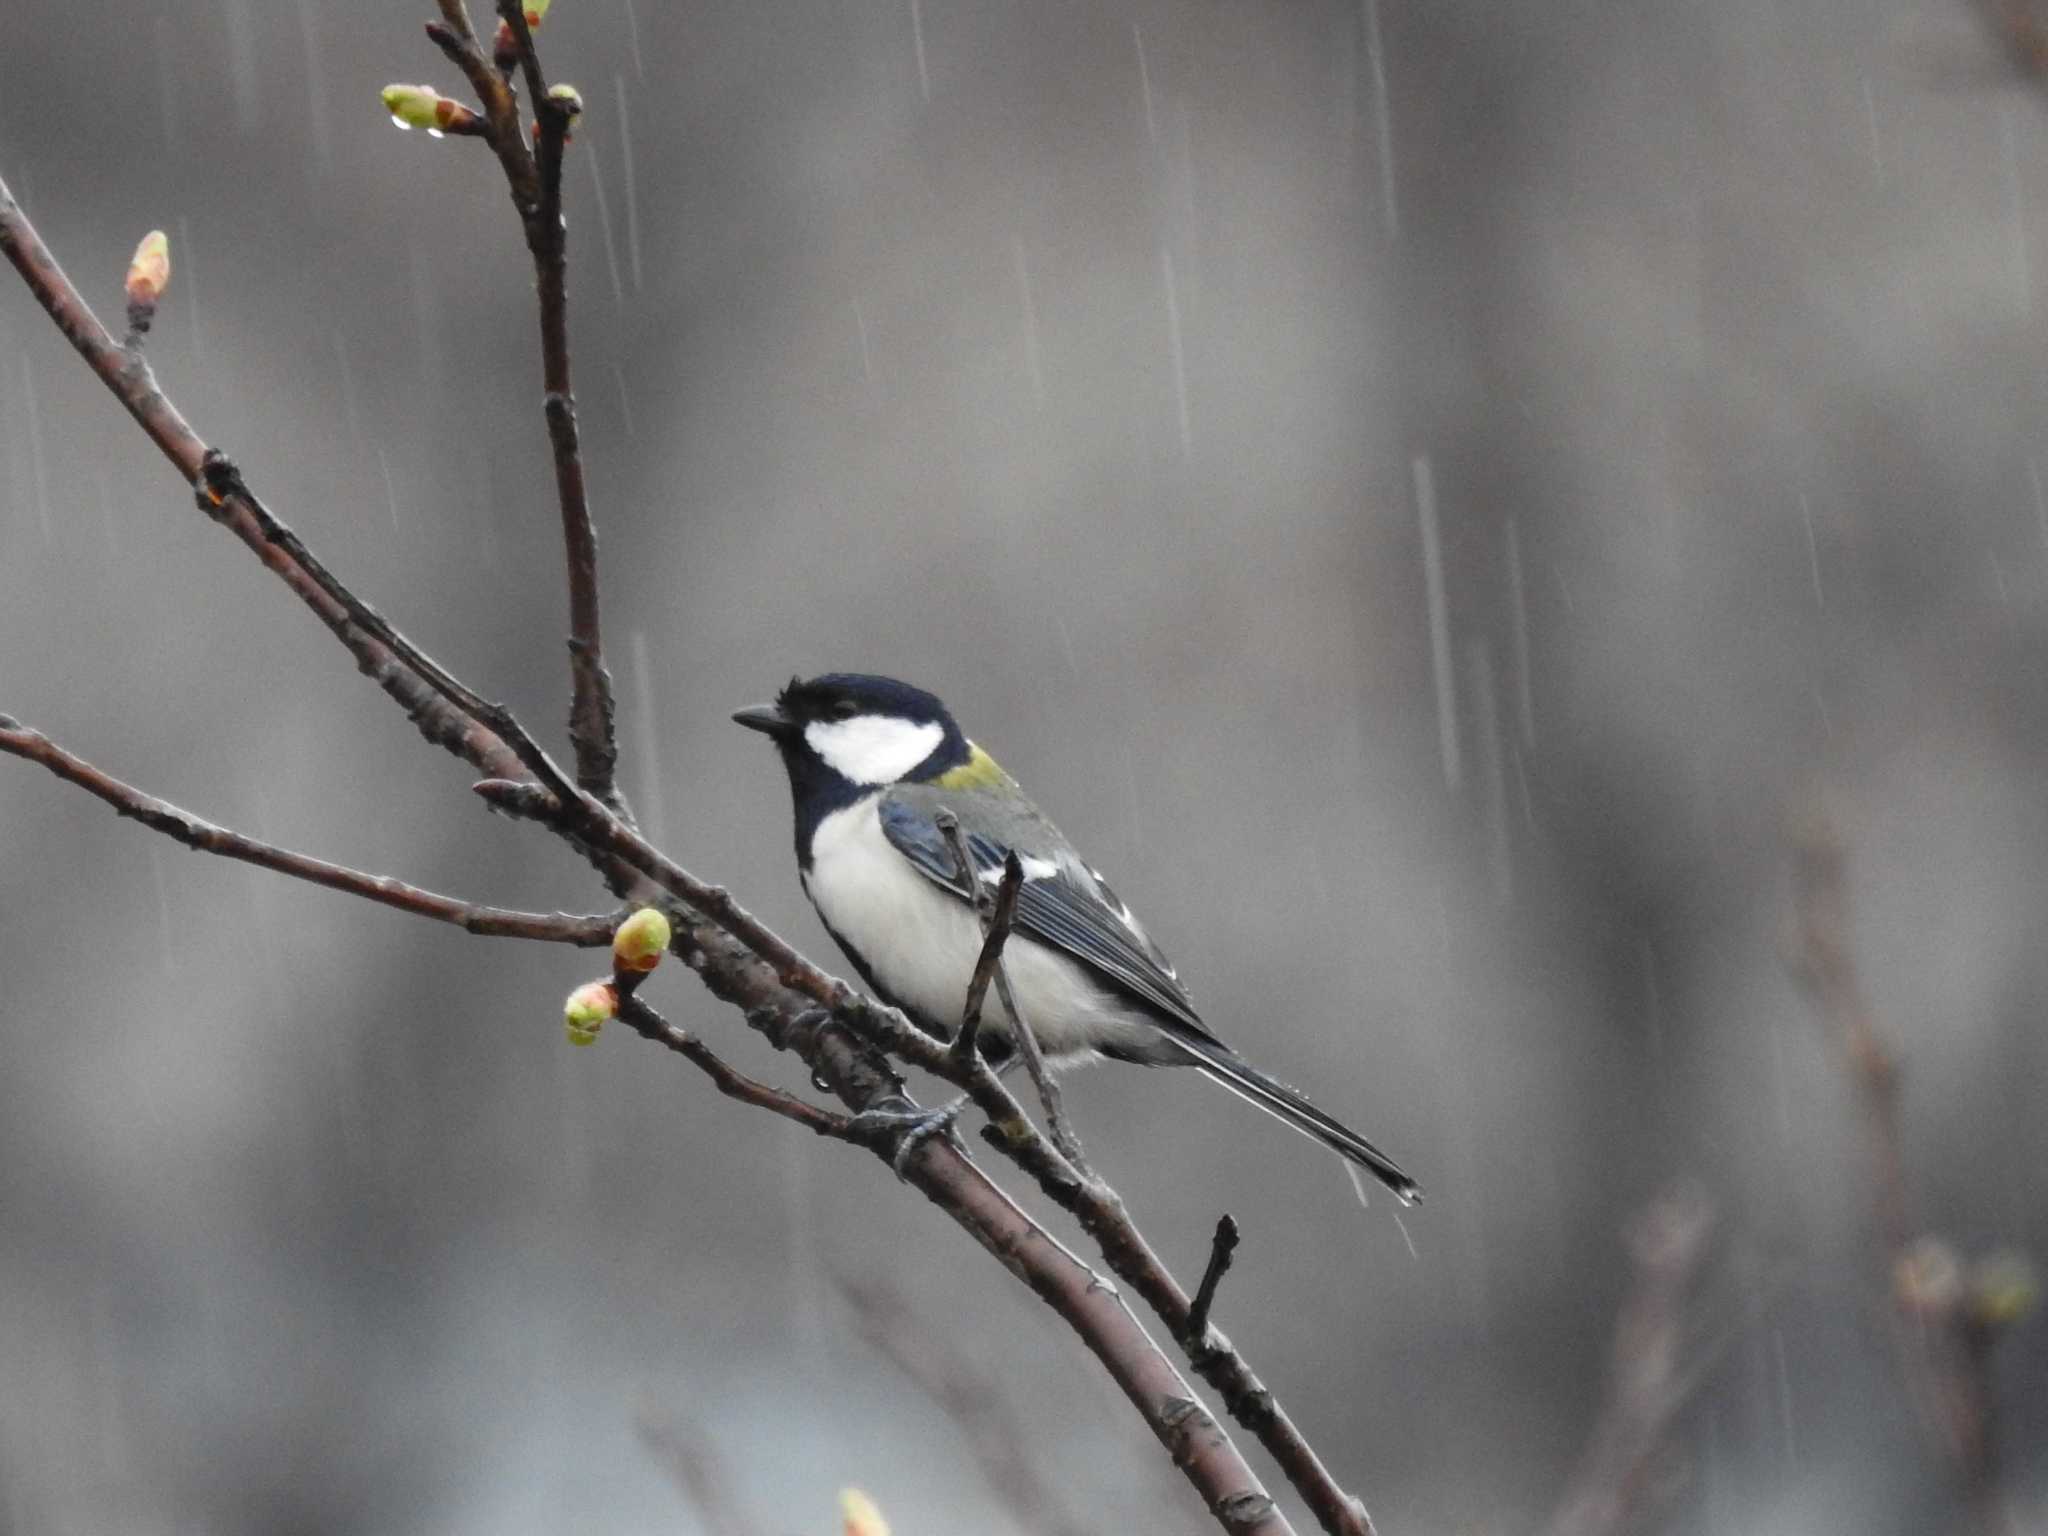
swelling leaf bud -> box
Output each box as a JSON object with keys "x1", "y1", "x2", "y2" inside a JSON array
[
  {"x1": 839, "y1": 1489, "x2": 890, "y2": 1536},
  {"x1": 124, "y1": 230, "x2": 171, "y2": 308},
  {"x1": 380, "y1": 84, "x2": 479, "y2": 137},
  {"x1": 612, "y1": 908, "x2": 672, "y2": 974},
  {"x1": 564, "y1": 980, "x2": 618, "y2": 1045}
]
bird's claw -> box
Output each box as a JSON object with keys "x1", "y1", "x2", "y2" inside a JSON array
[{"x1": 850, "y1": 1096, "x2": 967, "y2": 1179}]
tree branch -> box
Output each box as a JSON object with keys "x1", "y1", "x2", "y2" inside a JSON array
[
  {"x1": 934, "y1": 812, "x2": 1086, "y2": 1169},
  {"x1": 1788, "y1": 808, "x2": 2021, "y2": 1536},
  {"x1": 469, "y1": 0, "x2": 623, "y2": 813},
  {"x1": 1185, "y1": 1214, "x2": 1242, "y2": 1350},
  {"x1": 954, "y1": 846, "x2": 1024, "y2": 1067},
  {"x1": 2, "y1": 147, "x2": 1373, "y2": 1536},
  {"x1": 1543, "y1": 1184, "x2": 1717, "y2": 1536},
  {"x1": 0, "y1": 176, "x2": 539, "y2": 794},
  {"x1": 0, "y1": 717, "x2": 613, "y2": 946}
]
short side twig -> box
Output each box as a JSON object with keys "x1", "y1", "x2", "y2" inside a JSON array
[
  {"x1": 954, "y1": 850, "x2": 1024, "y2": 1067},
  {"x1": 636, "y1": 1408, "x2": 763, "y2": 1536},
  {"x1": 0, "y1": 717, "x2": 613, "y2": 946},
  {"x1": 1185, "y1": 1214, "x2": 1242, "y2": 1348},
  {"x1": 934, "y1": 812, "x2": 1088, "y2": 1171},
  {"x1": 1543, "y1": 1184, "x2": 1717, "y2": 1536},
  {"x1": 1788, "y1": 808, "x2": 2021, "y2": 1536},
  {"x1": 614, "y1": 992, "x2": 856, "y2": 1143}
]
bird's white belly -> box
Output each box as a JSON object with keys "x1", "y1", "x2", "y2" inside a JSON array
[{"x1": 802, "y1": 798, "x2": 1154, "y2": 1060}]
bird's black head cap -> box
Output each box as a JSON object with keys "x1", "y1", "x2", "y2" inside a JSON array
[{"x1": 733, "y1": 673, "x2": 971, "y2": 860}]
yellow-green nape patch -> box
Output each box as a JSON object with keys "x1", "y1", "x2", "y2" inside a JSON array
[{"x1": 933, "y1": 743, "x2": 1014, "y2": 792}]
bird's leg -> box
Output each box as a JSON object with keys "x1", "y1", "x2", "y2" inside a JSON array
[{"x1": 848, "y1": 1094, "x2": 968, "y2": 1179}]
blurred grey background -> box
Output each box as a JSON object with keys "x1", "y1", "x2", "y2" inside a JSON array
[{"x1": 4, "y1": 0, "x2": 2046, "y2": 1532}]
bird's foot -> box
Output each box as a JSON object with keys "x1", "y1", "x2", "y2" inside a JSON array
[{"x1": 850, "y1": 1095, "x2": 967, "y2": 1178}]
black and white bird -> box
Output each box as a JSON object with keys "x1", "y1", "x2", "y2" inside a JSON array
[{"x1": 733, "y1": 672, "x2": 1421, "y2": 1203}]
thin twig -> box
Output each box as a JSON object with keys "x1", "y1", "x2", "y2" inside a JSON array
[
  {"x1": 1543, "y1": 1183, "x2": 1717, "y2": 1536},
  {"x1": 195, "y1": 450, "x2": 584, "y2": 809},
  {"x1": 1788, "y1": 808, "x2": 2019, "y2": 1536},
  {"x1": 1186, "y1": 1214, "x2": 1242, "y2": 1348},
  {"x1": 836, "y1": 1274, "x2": 1098, "y2": 1536},
  {"x1": 636, "y1": 1408, "x2": 763, "y2": 1536},
  {"x1": 955, "y1": 850, "x2": 1024, "y2": 1067},
  {"x1": 425, "y1": 2, "x2": 538, "y2": 208},
  {"x1": 614, "y1": 992, "x2": 857, "y2": 1142},
  {"x1": 934, "y1": 812, "x2": 1088, "y2": 1170},
  {"x1": 0, "y1": 717, "x2": 615, "y2": 946},
  {"x1": 475, "y1": 0, "x2": 624, "y2": 814}
]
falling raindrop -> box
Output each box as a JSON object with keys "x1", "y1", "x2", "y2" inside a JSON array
[
  {"x1": 1413, "y1": 453, "x2": 1459, "y2": 790},
  {"x1": 147, "y1": 844, "x2": 176, "y2": 976},
  {"x1": 615, "y1": 74, "x2": 643, "y2": 292},
  {"x1": 1505, "y1": 518, "x2": 1535, "y2": 746},
  {"x1": 2002, "y1": 102, "x2": 2031, "y2": 313},
  {"x1": 154, "y1": 16, "x2": 181, "y2": 145},
  {"x1": 20, "y1": 354, "x2": 51, "y2": 543},
  {"x1": 1362, "y1": 0, "x2": 1400, "y2": 238},
  {"x1": 95, "y1": 464, "x2": 118, "y2": 559},
  {"x1": 332, "y1": 330, "x2": 363, "y2": 445},
  {"x1": 176, "y1": 215, "x2": 207, "y2": 364},
  {"x1": 1132, "y1": 24, "x2": 1159, "y2": 145},
  {"x1": 909, "y1": 0, "x2": 931, "y2": 100},
  {"x1": 294, "y1": 0, "x2": 332, "y2": 175},
  {"x1": 376, "y1": 445, "x2": 402, "y2": 534},
  {"x1": 1797, "y1": 492, "x2": 1823, "y2": 611},
  {"x1": 629, "y1": 629, "x2": 668, "y2": 846},
  {"x1": 221, "y1": 0, "x2": 261, "y2": 133},
  {"x1": 1860, "y1": 75, "x2": 1882, "y2": 185},
  {"x1": 1160, "y1": 248, "x2": 1192, "y2": 462},
  {"x1": 2031, "y1": 457, "x2": 2048, "y2": 559},
  {"x1": 1771, "y1": 1326, "x2": 1799, "y2": 1466},
  {"x1": 582, "y1": 141, "x2": 626, "y2": 311},
  {"x1": 610, "y1": 358, "x2": 636, "y2": 437},
  {"x1": 1468, "y1": 639, "x2": 1511, "y2": 902},
  {"x1": 1013, "y1": 237, "x2": 1044, "y2": 407},
  {"x1": 852, "y1": 298, "x2": 876, "y2": 388},
  {"x1": 620, "y1": 0, "x2": 645, "y2": 80}
]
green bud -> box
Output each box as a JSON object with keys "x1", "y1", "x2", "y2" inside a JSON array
[{"x1": 563, "y1": 980, "x2": 617, "y2": 1045}]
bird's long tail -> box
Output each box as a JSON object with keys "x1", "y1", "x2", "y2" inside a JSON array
[{"x1": 1168, "y1": 1033, "x2": 1422, "y2": 1204}]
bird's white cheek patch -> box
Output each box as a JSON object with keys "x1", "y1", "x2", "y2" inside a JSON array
[{"x1": 804, "y1": 716, "x2": 944, "y2": 784}]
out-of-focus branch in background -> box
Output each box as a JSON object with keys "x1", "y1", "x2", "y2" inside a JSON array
[{"x1": 1789, "y1": 808, "x2": 2035, "y2": 1536}]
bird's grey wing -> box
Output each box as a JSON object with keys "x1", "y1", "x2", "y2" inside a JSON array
[{"x1": 878, "y1": 785, "x2": 1213, "y2": 1039}]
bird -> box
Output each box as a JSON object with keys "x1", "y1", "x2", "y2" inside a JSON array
[{"x1": 732, "y1": 672, "x2": 1421, "y2": 1203}]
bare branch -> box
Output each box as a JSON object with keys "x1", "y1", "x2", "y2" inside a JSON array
[
  {"x1": 424, "y1": 2, "x2": 538, "y2": 208},
  {"x1": 0, "y1": 717, "x2": 614, "y2": 946},
  {"x1": 955, "y1": 847, "x2": 1024, "y2": 1067},
  {"x1": 1185, "y1": 1214, "x2": 1242, "y2": 1349},
  {"x1": 935, "y1": 811, "x2": 1087, "y2": 1169},
  {"x1": 1788, "y1": 808, "x2": 2021, "y2": 1536},
  {"x1": 636, "y1": 1408, "x2": 763, "y2": 1536},
  {"x1": 1543, "y1": 1184, "x2": 1717, "y2": 1536},
  {"x1": 0, "y1": 177, "x2": 538, "y2": 793},
  {"x1": 2, "y1": 156, "x2": 1368, "y2": 1536},
  {"x1": 613, "y1": 992, "x2": 858, "y2": 1142},
  {"x1": 453, "y1": 0, "x2": 624, "y2": 813}
]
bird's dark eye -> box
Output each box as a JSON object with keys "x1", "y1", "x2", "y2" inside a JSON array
[{"x1": 826, "y1": 700, "x2": 858, "y2": 721}]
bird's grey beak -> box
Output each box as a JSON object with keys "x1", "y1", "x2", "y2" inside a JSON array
[{"x1": 731, "y1": 702, "x2": 794, "y2": 737}]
